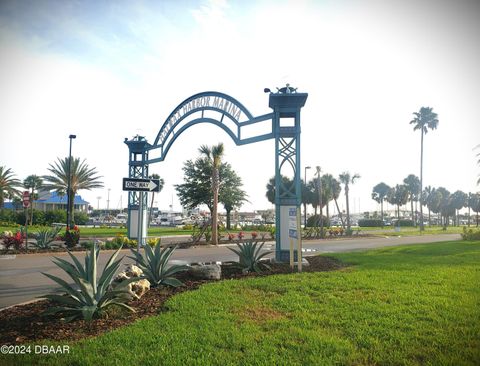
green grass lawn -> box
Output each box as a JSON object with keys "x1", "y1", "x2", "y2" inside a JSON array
[
  {"x1": 362, "y1": 225, "x2": 466, "y2": 236},
  {"x1": 0, "y1": 225, "x2": 249, "y2": 238},
  {"x1": 4, "y1": 240, "x2": 480, "y2": 365}
]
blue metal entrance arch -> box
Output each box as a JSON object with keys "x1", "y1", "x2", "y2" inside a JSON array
[{"x1": 125, "y1": 88, "x2": 308, "y2": 262}]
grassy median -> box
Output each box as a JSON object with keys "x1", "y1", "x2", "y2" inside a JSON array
[{"x1": 4, "y1": 240, "x2": 480, "y2": 365}]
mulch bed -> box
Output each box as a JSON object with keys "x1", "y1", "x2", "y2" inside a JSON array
[{"x1": 0, "y1": 256, "x2": 345, "y2": 345}]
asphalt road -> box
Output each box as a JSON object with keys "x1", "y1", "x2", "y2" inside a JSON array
[{"x1": 0, "y1": 233, "x2": 460, "y2": 309}]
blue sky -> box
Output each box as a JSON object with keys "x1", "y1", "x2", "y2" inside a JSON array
[{"x1": 0, "y1": 0, "x2": 479, "y2": 214}]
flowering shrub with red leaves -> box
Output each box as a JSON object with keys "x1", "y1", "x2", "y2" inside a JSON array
[
  {"x1": 63, "y1": 225, "x2": 80, "y2": 248},
  {"x1": 227, "y1": 233, "x2": 235, "y2": 241},
  {"x1": 1, "y1": 231, "x2": 25, "y2": 250},
  {"x1": 251, "y1": 231, "x2": 258, "y2": 240},
  {"x1": 237, "y1": 231, "x2": 245, "y2": 240}
]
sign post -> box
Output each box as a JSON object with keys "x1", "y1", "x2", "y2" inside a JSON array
[
  {"x1": 122, "y1": 178, "x2": 161, "y2": 192},
  {"x1": 288, "y1": 207, "x2": 302, "y2": 272},
  {"x1": 122, "y1": 178, "x2": 161, "y2": 254},
  {"x1": 22, "y1": 191, "x2": 30, "y2": 251}
]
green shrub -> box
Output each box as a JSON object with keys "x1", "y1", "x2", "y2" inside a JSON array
[
  {"x1": 227, "y1": 240, "x2": 272, "y2": 273},
  {"x1": 392, "y1": 219, "x2": 414, "y2": 227},
  {"x1": 42, "y1": 245, "x2": 137, "y2": 321},
  {"x1": 129, "y1": 244, "x2": 189, "y2": 287},
  {"x1": 306, "y1": 215, "x2": 330, "y2": 228},
  {"x1": 15, "y1": 209, "x2": 46, "y2": 225},
  {"x1": 358, "y1": 219, "x2": 384, "y2": 227},
  {"x1": 461, "y1": 226, "x2": 480, "y2": 240},
  {"x1": 73, "y1": 211, "x2": 89, "y2": 225},
  {"x1": 44, "y1": 210, "x2": 67, "y2": 225},
  {"x1": 0, "y1": 209, "x2": 17, "y2": 224}
]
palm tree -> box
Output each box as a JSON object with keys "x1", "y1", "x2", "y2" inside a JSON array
[
  {"x1": 422, "y1": 185, "x2": 434, "y2": 226},
  {"x1": 322, "y1": 174, "x2": 339, "y2": 225},
  {"x1": 469, "y1": 192, "x2": 480, "y2": 227},
  {"x1": 450, "y1": 190, "x2": 467, "y2": 226},
  {"x1": 371, "y1": 182, "x2": 391, "y2": 225},
  {"x1": 403, "y1": 174, "x2": 420, "y2": 226},
  {"x1": 42, "y1": 157, "x2": 104, "y2": 227},
  {"x1": 301, "y1": 179, "x2": 311, "y2": 227},
  {"x1": 387, "y1": 184, "x2": 409, "y2": 222},
  {"x1": 338, "y1": 172, "x2": 360, "y2": 230},
  {"x1": 23, "y1": 175, "x2": 43, "y2": 225},
  {"x1": 266, "y1": 176, "x2": 294, "y2": 204},
  {"x1": 435, "y1": 187, "x2": 452, "y2": 228},
  {"x1": 199, "y1": 143, "x2": 224, "y2": 245},
  {"x1": 410, "y1": 106, "x2": 439, "y2": 231},
  {"x1": 148, "y1": 173, "x2": 164, "y2": 227},
  {"x1": 0, "y1": 166, "x2": 21, "y2": 208}
]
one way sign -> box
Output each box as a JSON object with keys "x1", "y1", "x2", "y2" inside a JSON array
[{"x1": 122, "y1": 178, "x2": 161, "y2": 192}]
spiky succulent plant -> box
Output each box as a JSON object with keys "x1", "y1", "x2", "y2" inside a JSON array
[{"x1": 42, "y1": 244, "x2": 137, "y2": 322}]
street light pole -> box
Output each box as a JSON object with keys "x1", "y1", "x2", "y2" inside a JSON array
[
  {"x1": 304, "y1": 166, "x2": 311, "y2": 227},
  {"x1": 316, "y1": 166, "x2": 324, "y2": 238},
  {"x1": 67, "y1": 134, "x2": 76, "y2": 228}
]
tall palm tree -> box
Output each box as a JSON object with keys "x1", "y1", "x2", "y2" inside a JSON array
[
  {"x1": 23, "y1": 175, "x2": 43, "y2": 225},
  {"x1": 42, "y1": 157, "x2": 104, "y2": 227},
  {"x1": 148, "y1": 173, "x2": 164, "y2": 227},
  {"x1": 410, "y1": 106, "x2": 439, "y2": 231},
  {"x1": 371, "y1": 182, "x2": 391, "y2": 225},
  {"x1": 403, "y1": 174, "x2": 420, "y2": 226},
  {"x1": 339, "y1": 172, "x2": 360, "y2": 230},
  {"x1": 0, "y1": 166, "x2": 21, "y2": 209},
  {"x1": 199, "y1": 143, "x2": 224, "y2": 245}
]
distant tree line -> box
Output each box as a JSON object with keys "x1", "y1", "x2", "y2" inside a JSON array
[{"x1": 372, "y1": 175, "x2": 480, "y2": 227}]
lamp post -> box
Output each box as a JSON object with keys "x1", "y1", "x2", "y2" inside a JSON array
[
  {"x1": 304, "y1": 166, "x2": 311, "y2": 227},
  {"x1": 316, "y1": 166, "x2": 324, "y2": 238},
  {"x1": 66, "y1": 134, "x2": 76, "y2": 228}
]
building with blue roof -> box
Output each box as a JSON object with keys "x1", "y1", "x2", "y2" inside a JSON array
[{"x1": 33, "y1": 190, "x2": 89, "y2": 212}]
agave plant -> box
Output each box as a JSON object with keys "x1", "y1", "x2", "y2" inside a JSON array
[
  {"x1": 33, "y1": 226, "x2": 62, "y2": 249},
  {"x1": 42, "y1": 244, "x2": 137, "y2": 322},
  {"x1": 129, "y1": 243, "x2": 189, "y2": 287},
  {"x1": 228, "y1": 240, "x2": 272, "y2": 273}
]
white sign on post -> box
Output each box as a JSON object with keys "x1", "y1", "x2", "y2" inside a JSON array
[{"x1": 288, "y1": 207, "x2": 297, "y2": 239}]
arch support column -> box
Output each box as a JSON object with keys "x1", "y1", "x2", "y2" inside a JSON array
[
  {"x1": 124, "y1": 135, "x2": 151, "y2": 242},
  {"x1": 270, "y1": 89, "x2": 308, "y2": 262}
]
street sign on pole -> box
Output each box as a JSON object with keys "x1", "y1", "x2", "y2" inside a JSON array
[
  {"x1": 22, "y1": 191, "x2": 30, "y2": 208},
  {"x1": 122, "y1": 178, "x2": 161, "y2": 192}
]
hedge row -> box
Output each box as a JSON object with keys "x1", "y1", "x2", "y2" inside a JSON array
[{"x1": 0, "y1": 209, "x2": 89, "y2": 226}]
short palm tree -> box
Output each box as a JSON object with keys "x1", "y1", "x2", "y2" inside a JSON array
[
  {"x1": 199, "y1": 143, "x2": 224, "y2": 245},
  {"x1": 422, "y1": 185, "x2": 434, "y2": 226},
  {"x1": 410, "y1": 106, "x2": 439, "y2": 230},
  {"x1": 266, "y1": 176, "x2": 294, "y2": 205},
  {"x1": 23, "y1": 174, "x2": 43, "y2": 225},
  {"x1": 372, "y1": 182, "x2": 391, "y2": 224},
  {"x1": 387, "y1": 184, "x2": 409, "y2": 222},
  {"x1": 42, "y1": 157, "x2": 104, "y2": 227},
  {"x1": 339, "y1": 172, "x2": 360, "y2": 230},
  {"x1": 148, "y1": 173, "x2": 164, "y2": 226},
  {"x1": 0, "y1": 166, "x2": 21, "y2": 208},
  {"x1": 403, "y1": 174, "x2": 420, "y2": 226}
]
